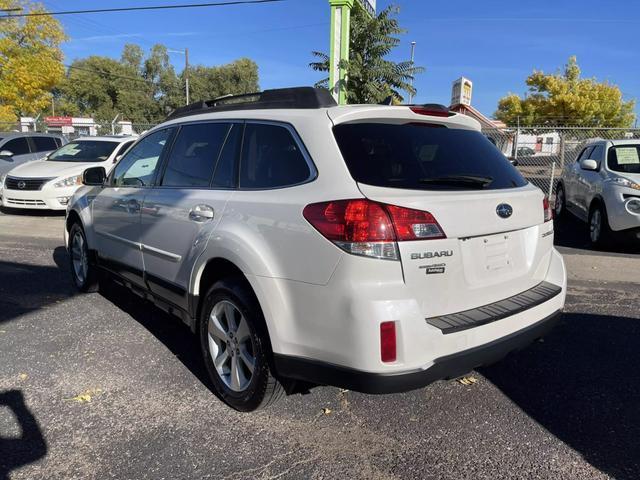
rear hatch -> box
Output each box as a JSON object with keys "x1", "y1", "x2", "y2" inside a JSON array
[{"x1": 331, "y1": 116, "x2": 554, "y2": 318}]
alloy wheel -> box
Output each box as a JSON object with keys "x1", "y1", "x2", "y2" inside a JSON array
[
  {"x1": 207, "y1": 300, "x2": 256, "y2": 392},
  {"x1": 71, "y1": 231, "x2": 88, "y2": 286},
  {"x1": 590, "y1": 209, "x2": 602, "y2": 243}
]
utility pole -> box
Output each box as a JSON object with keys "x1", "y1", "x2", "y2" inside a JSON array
[
  {"x1": 185, "y1": 47, "x2": 190, "y2": 105},
  {"x1": 408, "y1": 41, "x2": 416, "y2": 104},
  {"x1": 168, "y1": 48, "x2": 190, "y2": 105}
]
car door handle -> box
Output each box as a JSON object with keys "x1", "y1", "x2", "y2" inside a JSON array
[{"x1": 189, "y1": 204, "x2": 214, "y2": 222}]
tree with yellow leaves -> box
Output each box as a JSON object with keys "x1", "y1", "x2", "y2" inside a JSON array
[
  {"x1": 0, "y1": 1, "x2": 65, "y2": 124},
  {"x1": 495, "y1": 56, "x2": 635, "y2": 128}
]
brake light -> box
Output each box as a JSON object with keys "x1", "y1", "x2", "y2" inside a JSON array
[
  {"x1": 543, "y1": 197, "x2": 553, "y2": 222},
  {"x1": 303, "y1": 199, "x2": 445, "y2": 260},
  {"x1": 410, "y1": 106, "x2": 454, "y2": 117},
  {"x1": 380, "y1": 321, "x2": 397, "y2": 362}
]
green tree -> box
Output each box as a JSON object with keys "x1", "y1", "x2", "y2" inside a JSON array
[
  {"x1": 495, "y1": 56, "x2": 636, "y2": 127},
  {"x1": 185, "y1": 58, "x2": 259, "y2": 103},
  {"x1": 310, "y1": 5, "x2": 423, "y2": 104},
  {"x1": 0, "y1": 0, "x2": 66, "y2": 122}
]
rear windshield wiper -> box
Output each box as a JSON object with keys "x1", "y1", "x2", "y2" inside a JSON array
[{"x1": 419, "y1": 175, "x2": 494, "y2": 188}]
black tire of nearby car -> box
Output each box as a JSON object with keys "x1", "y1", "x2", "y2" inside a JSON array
[
  {"x1": 68, "y1": 223, "x2": 100, "y2": 293},
  {"x1": 554, "y1": 183, "x2": 566, "y2": 218},
  {"x1": 588, "y1": 202, "x2": 613, "y2": 248},
  {"x1": 199, "y1": 278, "x2": 284, "y2": 412}
]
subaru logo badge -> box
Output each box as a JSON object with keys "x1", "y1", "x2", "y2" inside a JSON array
[
  {"x1": 17, "y1": 181, "x2": 26, "y2": 189},
  {"x1": 496, "y1": 203, "x2": 513, "y2": 219}
]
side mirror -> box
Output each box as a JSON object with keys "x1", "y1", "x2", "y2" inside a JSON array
[
  {"x1": 83, "y1": 166, "x2": 107, "y2": 186},
  {"x1": 580, "y1": 159, "x2": 598, "y2": 171},
  {"x1": 0, "y1": 150, "x2": 14, "y2": 158}
]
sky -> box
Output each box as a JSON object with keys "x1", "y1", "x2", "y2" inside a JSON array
[{"x1": 43, "y1": 0, "x2": 640, "y2": 121}]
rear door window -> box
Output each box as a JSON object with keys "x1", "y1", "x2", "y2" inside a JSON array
[
  {"x1": 32, "y1": 136, "x2": 59, "y2": 152},
  {"x1": 161, "y1": 122, "x2": 230, "y2": 187},
  {"x1": 240, "y1": 123, "x2": 312, "y2": 189},
  {"x1": 3, "y1": 137, "x2": 30, "y2": 156},
  {"x1": 212, "y1": 123, "x2": 241, "y2": 188},
  {"x1": 333, "y1": 123, "x2": 526, "y2": 190}
]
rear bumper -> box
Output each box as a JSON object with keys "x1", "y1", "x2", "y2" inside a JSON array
[{"x1": 274, "y1": 310, "x2": 561, "y2": 394}]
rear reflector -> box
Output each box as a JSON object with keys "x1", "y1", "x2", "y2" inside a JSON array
[
  {"x1": 303, "y1": 199, "x2": 446, "y2": 260},
  {"x1": 380, "y1": 321, "x2": 397, "y2": 362},
  {"x1": 543, "y1": 197, "x2": 553, "y2": 222}
]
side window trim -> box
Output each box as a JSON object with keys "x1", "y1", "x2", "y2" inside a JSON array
[{"x1": 238, "y1": 120, "x2": 318, "y2": 191}]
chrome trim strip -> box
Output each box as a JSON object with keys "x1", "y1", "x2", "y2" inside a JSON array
[
  {"x1": 95, "y1": 230, "x2": 142, "y2": 250},
  {"x1": 140, "y1": 243, "x2": 182, "y2": 262}
]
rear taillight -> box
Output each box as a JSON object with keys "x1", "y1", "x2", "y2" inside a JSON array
[
  {"x1": 380, "y1": 321, "x2": 397, "y2": 363},
  {"x1": 543, "y1": 197, "x2": 553, "y2": 222},
  {"x1": 303, "y1": 199, "x2": 445, "y2": 260}
]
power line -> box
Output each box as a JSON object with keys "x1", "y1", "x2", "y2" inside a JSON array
[
  {"x1": 0, "y1": 0, "x2": 285, "y2": 19},
  {"x1": 64, "y1": 64, "x2": 153, "y2": 85}
]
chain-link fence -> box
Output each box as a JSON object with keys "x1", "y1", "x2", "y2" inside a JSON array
[
  {"x1": 483, "y1": 126, "x2": 640, "y2": 199},
  {"x1": 0, "y1": 121, "x2": 158, "y2": 140}
]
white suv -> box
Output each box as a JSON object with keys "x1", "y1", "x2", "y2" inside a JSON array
[
  {"x1": 65, "y1": 87, "x2": 566, "y2": 411},
  {"x1": 555, "y1": 139, "x2": 640, "y2": 245}
]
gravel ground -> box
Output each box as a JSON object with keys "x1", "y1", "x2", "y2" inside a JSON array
[{"x1": 0, "y1": 208, "x2": 638, "y2": 480}]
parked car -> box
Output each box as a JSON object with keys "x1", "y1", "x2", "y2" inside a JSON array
[
  {"x1": 64, "y1": 87, "x2": 566, "y2": 411},
  {"x1": 517, "y1": 146, "x2": 535, "y2": 157},
  {"x1": 0, "y1": 132, "x2": 65, "y2": 178},
  {"x1": 555, "y1": 139, "x2": 640, "y2": 245},
  {"x1": 1, "y1": 136, "x2": 136, "y2": 210}
]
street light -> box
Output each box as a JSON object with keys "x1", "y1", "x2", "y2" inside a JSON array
[{"x1": 168, "y1": 48, "x2": 190, "y2": 105}]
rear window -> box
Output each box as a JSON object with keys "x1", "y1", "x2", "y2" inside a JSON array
[
  {"x1": 608, "y1": 145, "x2": 640, "y2": 174},
  {"x1": 333, "y1": 123, "x2": 527, "y2": 190}
]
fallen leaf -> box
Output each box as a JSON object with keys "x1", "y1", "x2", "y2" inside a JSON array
[
  {"x1": 66, "y1": 388, "x2": 102, "y2": 403},
  {"x1": 19, "y1": 373, "x2": 28, "y2": 380},
  {"x1": 322, "y1": 407, "x2": 332, "y2": 415},
  {"x1": 457, "y1": 376, "x2": 478, "y2": 386}
]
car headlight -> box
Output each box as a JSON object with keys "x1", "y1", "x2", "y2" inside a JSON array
[
  {"x1": 53, "y1": 175, "x2": 82, "y2": 188},
  {"x1": 0, "y1": 174, "x2": 5, "y2": 190},
  {"x1": 609, "y1": 177, "x2": 640, "y2": 190}
]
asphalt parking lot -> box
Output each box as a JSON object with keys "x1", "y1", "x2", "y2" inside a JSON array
[{"x1": 1, "y1": 208, "x2": 639, "y2": 480}]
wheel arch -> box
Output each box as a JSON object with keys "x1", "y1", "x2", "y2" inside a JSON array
[{"x1": 191, "y1": 256, "x2": 283, "y2": 355}]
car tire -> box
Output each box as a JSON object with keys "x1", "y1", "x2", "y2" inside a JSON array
[
  {"x1": 199, "y1": 278, "x2": 284, "y2": 412},
  {"x1": 554, "y1": 184, "x2": 566, "y2": 218},
  {"x1": 589, "y1": 202, "x2": 613, "y2": 248},
  {"x1": 68, "y1": 223, "x2": 99, "y2": 293}
]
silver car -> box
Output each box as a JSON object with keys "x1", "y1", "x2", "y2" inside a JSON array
[{"x1": 0, "y1": 132, "x2": 66, "y2": 177}]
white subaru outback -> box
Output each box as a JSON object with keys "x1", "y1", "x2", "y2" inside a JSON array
[{"x1": 65, "y1": 87, "x2": 566, "y2": 411}]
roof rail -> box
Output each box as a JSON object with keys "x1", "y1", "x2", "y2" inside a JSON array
[{"x1": 165, "y1": 87, "x2": 337, "y2": 121}]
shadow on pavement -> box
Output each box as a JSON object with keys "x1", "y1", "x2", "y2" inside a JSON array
[
  {"x1": 554, "y1": 214, "x2": 640, "y2": 255},
  {"x1": 0, "y1": 206, "x2": 65, "y2": 217},
  {"x1": 480, "y1": 312, "x2": 640, "y2": 480},
  {"x1": 0, "y1": 390, "x2": 47, "y2": 480},
  {"x1": 0, "y1": 258, "x2": 75, "y2": 324},
  {"x1": 97, "y1": 280, "x2": 215, "y2": 394}
]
